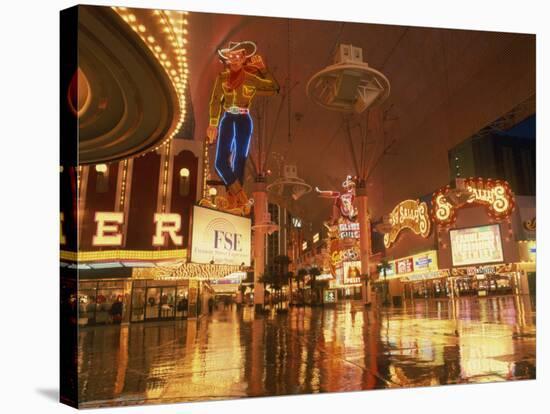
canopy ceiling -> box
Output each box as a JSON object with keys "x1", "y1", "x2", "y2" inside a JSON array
[{"x1": 186, "y1": 11, "x2": 535, "y2": 225}]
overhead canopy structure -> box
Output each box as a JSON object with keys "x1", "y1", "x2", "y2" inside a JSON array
[
  {"x1": 70, "y1": 8, "x2": 535, "y2": 226},
  {"x1": 187, "y1": 13, "x2": 535, "y2": 225}
]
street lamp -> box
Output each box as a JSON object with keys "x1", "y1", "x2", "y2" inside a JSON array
[
  {"x1": 208, "y1": 187, "x2": 217, "y2": 204},
  {"x1": 179, "y1": 167, "x2": 190, "y2": 196}
]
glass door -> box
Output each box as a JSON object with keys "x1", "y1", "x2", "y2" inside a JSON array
[
  {"x1": 176, "y1": 287, "x2": 189, "y2": 319},
  {"x1": 159, "y1": 287, "x2": 176, "y2": 319},
  {"x1": 145, "y1": 287, "x2": 160, "y2": 320},
  {"x1": 131, "y1": 287, "x2": 146, "y2": 322},
  {"x1": 78, "y1": 282, "x2": 97, "y2": 326}
]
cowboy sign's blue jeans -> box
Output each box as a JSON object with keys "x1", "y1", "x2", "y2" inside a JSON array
[{"x1": 215, "y1": 112, "x2": 253, "y2": 187}]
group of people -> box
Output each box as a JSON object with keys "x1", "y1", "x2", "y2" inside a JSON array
[
  {"x1": 80, "y1": 292, "x2": 239, "y2": 324},
  {"x1": 208, "y1": 295, "x2": 235, "y2": 313},
  {"x1": 79, "y1": 295, "x2": 124, "y2": 325}
]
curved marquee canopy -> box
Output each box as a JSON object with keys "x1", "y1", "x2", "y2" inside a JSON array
[{"x1": 75, "y1": 6, "x2": 188, "y2": 164}]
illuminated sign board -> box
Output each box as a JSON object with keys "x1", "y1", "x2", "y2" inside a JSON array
[
  {"x1": 72, "y1": 211, "x2": 187, "y2": 248},
  {"x1": 191, "y1": 206, "x2": 251, "y2": 266},
  {"x1": 378, "y1": 250, "x2": 438, "y2": 278},
  {"x1": 330, "y1": 246, "x2": 360, "y2": 278},
  {"x1": 396, "y1": 257, "x2": 414, "y2": 274},
  {"x1": 338, "y1": 221, "x2": 360, "y2": 239},
  {"x1": 342, "y1": 261, "x2": 361, "y2": 284},
  {"x1": 324, "y1": 289, "x2": 337, "y2": 304},
  {"x1": 518, "y1": 240, "x2": 536, "y2": 263},
  {"x1": 211, "y1": 272, "x2": 247, "y2": 285},
  {"x1": 449, "y1": 224, "x2": 504, "y2": 267},
  {"x1": 433, "y1": 178, "x2": 515, "y2": 226},
  {"x1": 378, "y1": 261, "x2": 395, "y2": 278},
  {"x1": 384, "y1": 199, "x2": 431, "y2": 247}
]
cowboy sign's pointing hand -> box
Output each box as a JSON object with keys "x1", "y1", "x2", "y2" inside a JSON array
[{"x1": 248, "y1": 55, "x2": 266, "y2": 71}]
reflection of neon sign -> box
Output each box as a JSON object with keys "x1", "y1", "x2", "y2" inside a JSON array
[
  {"x1": 384, "y1": 199, "x2": 430, "y2": 247},
  {"x1": 433, "y1": 178, "x2": 515, "y2": 226}
]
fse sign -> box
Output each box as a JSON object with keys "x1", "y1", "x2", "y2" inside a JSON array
[{"x1": 190, "y1": 206, "x2": 251, "y2": 266}]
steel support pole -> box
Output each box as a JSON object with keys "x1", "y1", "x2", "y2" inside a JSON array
[
  {"x1": 356, "y1": 185, "x2": 372, "y2": 306},
  {"x1": 252, "y1": 180, "x2": 267, "y2": 313}
]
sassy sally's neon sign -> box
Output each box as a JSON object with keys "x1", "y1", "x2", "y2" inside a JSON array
[
  {"x1": 432, "y1": 177, "x2": 515, "y2": 226},
  {"x1": 384, "y1": 199, "x2": 431, "y2": 248}
]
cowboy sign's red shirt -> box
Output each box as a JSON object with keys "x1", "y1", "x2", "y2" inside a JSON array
[{"x1": 209, "y1": 69, "x2": 279, "y2": 127}]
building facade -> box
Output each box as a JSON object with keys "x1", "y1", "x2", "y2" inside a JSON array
[{"x1": 61, "y1": 138, "x2": 219, "y2": 326}]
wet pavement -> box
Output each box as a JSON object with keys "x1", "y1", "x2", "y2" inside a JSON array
[{"x1": 77, "y1": 295, "x2": 536, "y2": 407}]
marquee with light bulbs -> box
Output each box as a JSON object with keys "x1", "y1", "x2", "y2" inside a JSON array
[{"x1": 111, "y1": 6, "x2": 190, "y2": 154}]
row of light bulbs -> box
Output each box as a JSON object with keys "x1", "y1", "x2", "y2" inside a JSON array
[
  {"x1": 94, "y1": 163, "x2": 192, "y2": 179},
  {"x1": 111, "y1": 6, "x2": 190, "y2": 156}
]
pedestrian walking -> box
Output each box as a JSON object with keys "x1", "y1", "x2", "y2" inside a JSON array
[
  {"x1": 110, "y1": 295, "x2": 123, "y2": 324},
  {"x1": 177, "y1": 296, "x2": 189, "y2": 318}
]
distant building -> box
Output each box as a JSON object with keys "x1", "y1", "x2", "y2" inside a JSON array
[
  {"x1": 449, "y1": 115, "x2": 535, "y2": 196},
  {"x1": 265, "y1": 203, "x2": 289, "y2": 274}
]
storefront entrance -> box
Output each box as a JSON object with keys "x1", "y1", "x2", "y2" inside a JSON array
[
  {"x1": 404, "y1": 277, "x2": 450, "y2": 299},
  {"x1": 454, "y1": 273, "x2": 514, "y2": 297},
  {"x1": 144, "y1": 286, "x2": 176, "y2": 320},
  {"x1": 131, "y1": 280, "x2": 190, "y2": 322},
  {"x1": 78, "y1": 280, "x2": 127, "y2": 326}
]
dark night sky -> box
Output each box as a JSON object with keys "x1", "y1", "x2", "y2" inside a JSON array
[{"x1": 501, "y1": 115, "x2": 536, "y2": 139}]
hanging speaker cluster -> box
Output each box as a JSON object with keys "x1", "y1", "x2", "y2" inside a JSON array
[
  {"x1": 306, "y1": 44, "x2": 390, "y2": 114},
  {"x1": 266, "y1": 164, "x2": 312, "y2": 201}
]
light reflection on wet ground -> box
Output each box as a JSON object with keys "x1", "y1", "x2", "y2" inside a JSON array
[{"x1": 78, "y1": 295, "x2": 535, "y2": 408}]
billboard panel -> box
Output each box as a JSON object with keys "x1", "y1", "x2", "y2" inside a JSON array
[
  {"x1": 191, "y1": 206, "x2": 251, "y2": 266},
  {"x1": 450, "y1": 224, "x2": 504, "y2": 267},
  {"x1": 342, "y1": 261, "x2": 361, "y2": 284}
]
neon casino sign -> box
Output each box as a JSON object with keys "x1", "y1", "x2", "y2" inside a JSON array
[
  {"x1": 384, "y1": 199, "x2": 431, "y2": 248},
  {"x1": 338, "y1": 221, "x2": 360, "y2": 239},
  {"x1": 432, "y1": 178, "x2": 515, "y2": 226}
]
